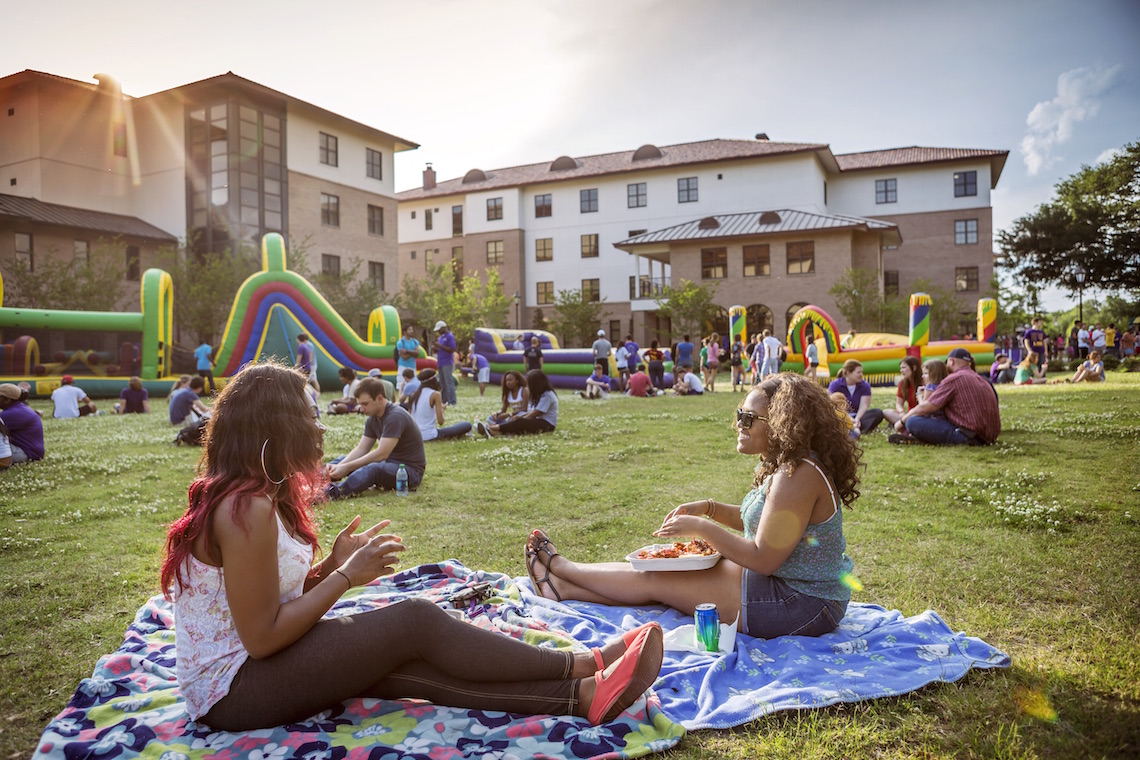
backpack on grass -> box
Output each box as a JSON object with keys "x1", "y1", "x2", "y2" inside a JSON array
[{"x1": 173, "y1": 418, "x2": 208, "y2": 446}]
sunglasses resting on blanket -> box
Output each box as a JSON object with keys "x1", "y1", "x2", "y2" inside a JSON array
[
  {"x1": 158, "y1": 361, "x2": 663, "y2": 731},
  {"x1": 526, "y1": 373, "x2": 863, "y2": 640}
]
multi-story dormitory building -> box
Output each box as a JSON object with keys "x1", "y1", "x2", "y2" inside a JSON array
[
  {"x1": 0, "y1": 69, "x2": 416, "y2": 354},
  {"x1": 396, "y1": 138, "x2": 1007, "y2": 343}
]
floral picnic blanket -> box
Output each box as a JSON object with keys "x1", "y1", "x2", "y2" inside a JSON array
[{"x1": 34, "y1": 562, "x2": 685, "y2": 760}]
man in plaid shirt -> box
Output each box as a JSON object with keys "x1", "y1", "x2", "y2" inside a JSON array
[{"x1": 897, "y1": 348, "x2": 1000, "y2": 445}]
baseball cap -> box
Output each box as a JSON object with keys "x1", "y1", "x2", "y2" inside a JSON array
[
  {"x1": 947, "y1": 348, "x2": 972, "y2": 361},
  {"x1": 0, "y1": 383, "x2": 21, "y2": 400},
  {"x1": 433, "y1": 320, "x2": 447, "y2": 331},
  {"x1": 367, "y1": 368, "x2": 382, "y2": 378},
  {"x1": 61, "y1": 374, "x2": 74, "y2": 384},
  {"x1": 597, "y1": 330, "x2": 606, "y2": 336}
]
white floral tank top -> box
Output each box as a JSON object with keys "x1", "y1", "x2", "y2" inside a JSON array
[{"x1": 173, "y1": 511, "x2": 313, "y2": 720}]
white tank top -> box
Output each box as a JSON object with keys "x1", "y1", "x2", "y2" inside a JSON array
[
  {"x1": 506, "y1": 387, "x2": 525, "y2": 414},
  {"x1": 173, "y1": 511, "x2": 313, "y2": 719},
  {"x1": 411, "y1": 390, "x2": 439, "y2": 441}
]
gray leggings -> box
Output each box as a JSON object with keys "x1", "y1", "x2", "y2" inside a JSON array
[{"x1": 203, "y1": 598, "x2": 578, "y2": 730}]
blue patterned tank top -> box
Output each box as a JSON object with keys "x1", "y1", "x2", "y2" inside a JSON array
[{"x1": 740, "y1": 456, "x2": 854, "y2": 601}]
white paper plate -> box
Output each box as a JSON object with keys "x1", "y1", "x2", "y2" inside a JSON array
[{"x1": 625, "y1": 543, "x2": 722, "y2": 571}]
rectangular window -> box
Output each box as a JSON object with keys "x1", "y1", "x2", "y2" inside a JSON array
[
  {"x1": 956, "y1": 266, "x2": 979, "y2": 292},
  {"x1": 786, "y1": 241, "x2": 815, "y2": 275},
  {"x1": 486, "y1": 197, "x2": 503, "y2": 221},
  {"x1": 486, "y1": 240, "x2": 504, "y2": 265},
  {"x1": 742, "y1": 244, "x2": 770, "y2": 277},
  {"x1": 628, "y1": 229, "x2": 647, "y2": 238},
  {"x1": 425, "y1": 208, "x2": 433, "y2": 231},
  {"x1": 536, "y1": 238, "x2": 553, "y2": 261},
  {"x1": 366, "y1": 148, "x2": 382, "y2": 179},
  {"x1": 452, "y1": 205, "x2": 463, "y2": 236},
  {"x1": 884, "y1": 270, "x2": 899, "y2": 296},
  {"x1": 580, "y1": 188, "x2": 598, "y2": 213},
  {"x1": 125, "y1": 245, "x2": 140, "y2": 280},
  {"x1": 678, "y1": 176, "x2": 698, "y2": 203},
  {"x1": 581, "y1": 233, "x2": 599, "y2": 258},
  {"x1": 368, "y1": 261, "x2": 384, "y2": 290},
  {"x1": 581, "y1": 278, "x2": 600, "y2": 302},
  {"x1": 319, "y1": 132, "x2": 338, "y2": 166},
  {"x1": 367, "y1": 204, "x2": 384, "y2": 235},
  {"x1": 875, "y1": 178, "x2": 897, "y2": 204},
  {"x1": 73, "y1": 239, "x2": 89, "y2": 267},
  {"x1": 15, "y1": 232, "x2": 33, "y2": 270},
  {"x1": 535, "y1": 193, "x2": 552, "y2": 218},
  {"x1": 701, "y1": 247, "x2": 727, "y2": 279},
  {"x1": 954, "y1": 170, "x2": 977, "y2": 197},
  {"x1": 627, "y1": 182, "x2": 646, "y2": 208},
  {"x1": 321, "y1": 253, "x2": 341, "y2": 277},
  {"x1": 955, "y1": 218, "x2": 979, "y2": 245},
  {"x1": 321, "y1": 192, "x2": 340, "y2": 227},
  {"x1": 609, "y1": 319, "x2": 621, "y2": 339},
  {"x1": 536, "y1": 281, "x2": 554, "y2": 305}
]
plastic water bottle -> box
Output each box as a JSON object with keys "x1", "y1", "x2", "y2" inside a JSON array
[{"x1": 395, "y1": 464, "x2": 409, "y2": 497}]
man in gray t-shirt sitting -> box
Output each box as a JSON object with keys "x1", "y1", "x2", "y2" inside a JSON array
[{"x1": 324, "y1": 377, "x2": 426, "y2": 498}]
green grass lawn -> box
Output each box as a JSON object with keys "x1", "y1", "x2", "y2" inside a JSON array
[{"x1": 2, "y1": 373, "x2": 1139, "y2": 758}]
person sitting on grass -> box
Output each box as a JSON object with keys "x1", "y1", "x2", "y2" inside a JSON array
[
  {"x1": 325, "y1": 377, "x2": 426, "y2": 498},
  {"x1": 476, "y1": 370, "x2": 558, "y2": 437},
  {"x1": 51, "y1": 375, "x2": 97, "y2": 418},
  {"x1": 490, "y1": 370, "x2": 529, "y2": 422},
  {"x1": 328, "y1": 367, "x2": 362, "y2": 415},
  {"x1": 917, "y1": 359, "x2": 948, "y2": 403},
  {"x1": 895, "y1": 348, "x2": 1000, "y2": 446},
  {"x1": 827, "y1": 360, "x2": 884, "y2": 437},
  {"x1": 0, "y1": 383, "x2": 44, "y2": 463},
  {"x1": 160, "y1": 362, "x2": 663, "y2": 731},
  {"x1": 628, "y1": 364, "x2": 654, "y2": 397},
  {"x1": 1060, "y1": 349, "x2": 1105, "y2": 384},
  {"x1": 0, "y1": 418, "x2": 13, "y2": 469},
  {"x1": 170, "y1": 376, "x2": 211, "y2": 426},
  {"x1": 1013, "y1": 352, "x2": 1047, "y2": 385},
  {"x1": 525, "y1": 374, "x2": 860, "y2": 640},
  {"x1": 117, "y1": 376, "x2": 151, "y2": 414},
  {"x1": 580, "y1": 362, "x2": 610, "y2": 400},
  {"x1": 410, "y1": 368, "x2": 472, "y2": 442},
  {"x1": 672, "y1": 366, "x2": 705, "y2": 396},
  {"x1": 990, "y1": 352, "x2": 1015, "y2": 384},
  {"x1": 397, "y1": 369, "x2": 421, "y2": 410},
  {"x1": 883, "y1": 357, "x2": 921, "y2": 432}
]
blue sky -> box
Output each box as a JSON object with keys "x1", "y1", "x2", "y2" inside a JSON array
[{"x1": 4, "y1": 0, "x2": 1137, "y2": 310}]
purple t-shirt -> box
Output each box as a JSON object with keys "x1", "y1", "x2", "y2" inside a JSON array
[
  {"x1": 1, "y1": 402, "x2": 44, "y2": 460},
  {"x1": 119, "y1": 387, "x2": 149, "y2": 414},
  {"x1": 827, "y1": 378, "x2": 873, "y2": 416},
  {"x1": 436, "y1": 331, "x2": 456, "y2": 367},
  {"x1": 473, "y1": 353, "x2": 489, "y2": 370},
  {"x1": 296, "y1": 342, "x2": 314, "y2": 373},
  {"x1": 1023, "y1": 329, "x2": 1046, "y2": 359}
]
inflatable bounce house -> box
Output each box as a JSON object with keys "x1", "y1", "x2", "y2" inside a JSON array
[
  {"x1": 0, "y1": 233, "x2": 431, "y2": 397},
  {"x1": 472, "y1": 328, "x2": 673, "y2": 391},
  {"x1": 783, "y1": 295, "x2": 997, "y2": 385}
]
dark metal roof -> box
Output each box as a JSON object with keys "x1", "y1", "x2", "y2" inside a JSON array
[
  {"x1": 0, "y1": 194, "x2": 177, "y2": 241},
  {"x1": 616, "y1": 209, "x2": 899, "y2": 247}
]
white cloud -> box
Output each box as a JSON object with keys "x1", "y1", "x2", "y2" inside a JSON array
[
  {"x1": 1020, "y1": 65, "x2": 1121, "y2": 175},
  {"x1": 1094, "y1": 147, "x2": 1121, "y2": 165}
]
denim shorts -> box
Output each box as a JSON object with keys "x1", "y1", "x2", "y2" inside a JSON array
[{"x1": 740, "y1": 569, "x2": 847, "y2": 638}]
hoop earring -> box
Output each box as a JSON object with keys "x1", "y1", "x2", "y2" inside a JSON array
[{"x1": 261, "y1": 439, "x2": 286, "y2": 486}]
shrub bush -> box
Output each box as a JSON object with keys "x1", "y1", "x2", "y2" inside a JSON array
[
  {"x1": 1049, "y1": 357, "x2": 1069, "y2": 373},
  {"x1": 1102, "y1": 354, "x2": 1121, "y2": 371},
  {"x1": 1118, "y1": 356, "x2": 1140, "y2": 372}
]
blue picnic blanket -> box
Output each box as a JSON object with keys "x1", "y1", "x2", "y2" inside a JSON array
[{"x1": 516, "y1": 581, "x2": 1011, "y2": 730}]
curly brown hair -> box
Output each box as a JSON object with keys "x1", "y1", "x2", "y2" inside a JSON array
[{"x1": 750, "y1": 373, "x2": 862, "y2": 508}]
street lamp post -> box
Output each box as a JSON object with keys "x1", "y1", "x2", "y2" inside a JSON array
[
  {"x1": 513, "y1": 291, "x2": 520, "y2": 329},
  {"x1": 1074, "y1": 264, "x2": 1087, "y2": 323}
]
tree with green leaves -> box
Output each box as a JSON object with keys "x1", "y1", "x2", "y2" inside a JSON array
[
  {"x1": 152, "y1": 240, "x2": 261, "y2": 346},
  {"x1": 999, "y1": 140, "x2": 1139, "y2": 295},
  {"x1": 0, "y1": 238, "x2": 138, "y2": 312},
  {"x1": 530, "y1": 307, "x2": 549, "y2": 332},
  {"x1": 550, "y1": 289, "x2": 606, "y2": 347},
  {"x1": 908, "y1": 278, "x2": 970, "y2": 339},
  {"x1": 825, "y1": 268, "x2": 911, "y2": 334},
  {"x1": 393, "y1": 263, "x2": 511, "y2": 348},
  {"x1": 653, "y1": 279, "x2": 719, "y2": 337}
]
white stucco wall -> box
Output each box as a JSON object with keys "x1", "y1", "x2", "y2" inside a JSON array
[
  {"x1": 827, "y1": 162, "x2": 993, "y2": 217},
  {"x1": 128, "y1": 93, "x2": 188, "y2": 237},
  {"x1": 286, "y1": 106, "x2": 396, "y2": 198}
]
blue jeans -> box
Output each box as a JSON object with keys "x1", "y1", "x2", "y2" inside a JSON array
[
  {"x1": 430, "y1": 421, "x2": 472, "y2": 441},
  {"x1": 905, "y1": 414, "x2": 972, "y2": 445},
  {"x1": 762, "y1": 357, "x2": 781, "y2": 377},
  {"x1": 327, "y1": 456, "x2": 423, "y2": 497},
  {"x1": 740, "y1": 570, "x2": 846, "y2": 638},
  {"x1": 438, "y1": 364, "x2": 457, "y2": 406}
]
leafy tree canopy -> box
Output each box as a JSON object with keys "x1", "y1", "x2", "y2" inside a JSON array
[
  {"x1": 0, "y1": 238, "x2": 139, "y2": 312},
  {"x1": 393, "y1": 263, "x2": 511, "y2": 348},
  {"x1": 998, "y1": 141, "x2": 1139, "y2": 294},
  {"x1": 550, "y1": 289, "x2": 606, "y2": 347},
  {"x1": 654, "y1": 279, "x2": 719, "y2": 338}
]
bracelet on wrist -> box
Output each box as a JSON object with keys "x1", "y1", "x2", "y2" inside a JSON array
[
  {"x1": 705, "y1": 498, "x2": 716, "y2": 518},
  {"x1": 333, "y1": 569, "x2": 352, "y2": 589}
]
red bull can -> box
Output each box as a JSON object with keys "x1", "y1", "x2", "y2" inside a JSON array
[{"x1": 695, "y1": 603, "x2": 720, "y2": 652}]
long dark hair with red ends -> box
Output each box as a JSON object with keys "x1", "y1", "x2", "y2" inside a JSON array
[{"x1": 161, "y1": 363, "x2": 326, "y2": 599}]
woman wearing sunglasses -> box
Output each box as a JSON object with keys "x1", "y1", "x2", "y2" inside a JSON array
[
  {"x1": 526, "y1": 373, "x2": 861, "y2": 639},
  {"x1": 162, "y1": 362, "x2": 663, "y2": 730}
]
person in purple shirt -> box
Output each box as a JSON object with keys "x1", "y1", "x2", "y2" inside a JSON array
[
  {"x1": 0, "y1": 383, "x2": 45, "y2": 463},
  {"x1": 624, "y1": 334, "x2": 639, "y2": 376},
  {"x1": 432, "y1": 320, "x2": 458, "y2": 406},
  {"x1": 1022, "y1": 317, "x2": 1047, "y2": 373},
  {"x1": 827, "y1": 360, "x2": 883, "y2": 436},
  {"x1": 469, "y1": 351, "x2": 491, "y2": 396}
]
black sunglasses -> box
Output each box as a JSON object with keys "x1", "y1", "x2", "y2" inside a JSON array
[{"x1": 736, "y1": 409, "x2": 768, "y2": 428}]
